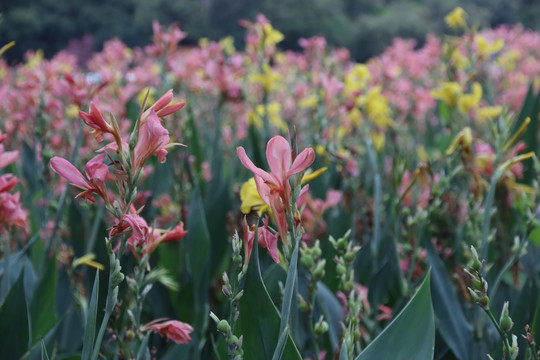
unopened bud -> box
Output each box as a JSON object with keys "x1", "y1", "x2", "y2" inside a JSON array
[
  {"x1": 336, "y1": 264, "x2": 346, "y2": 276},
  {"x1": 301, "y1": 254, "x2": 314, "y2": 268},
  {"x1": 314, "y1": 320, "x2": 328, "y2": 335},
  {"x1": 479, "y1": 295, "x2": 489, "y2": 308},
  {"x1": 499, "y1": 302, "x2": 513, "y2": 332},
  {"x1": 217, "y1": 319, "x2": 231, "y2": 335}
]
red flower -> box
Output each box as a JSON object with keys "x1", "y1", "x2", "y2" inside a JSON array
[{"x1": 141, "y1": 318, "x2": 193, "y2": 344}]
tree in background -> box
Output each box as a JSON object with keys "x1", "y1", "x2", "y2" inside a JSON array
[{"x1": 1, "y1": 0, "x2": 540, "y2": 63}]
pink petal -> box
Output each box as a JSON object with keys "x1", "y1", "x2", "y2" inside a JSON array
[
  {"x1": 152, "y1": 90, "x2": 173, "y2": 113},
  {"x1": 0, "y1": 149, "x2": 19, "y2": 169},
  {"x1": 296, "y1": 184, "x2": 309, "y2": 208},
  {"x1": 266, "y1": 136, "x2": 291, "y2": 179},
  {"x1": 236, "y1": 147, "x2": 275, "y2": 184},
  {"x1": 84, "y1": 153, "x2": 108, "y2": 183},
  {"x1": 156, "y1": 102, "x2": 185, "y2": 117},
  {"x1": 288, "y1": 148, "x2": 315, "y2": 177},
  {"x1": 50, "y1": 157, "x2": 90, "y2": 190},
  {"x1": 258, "y1": 226, "x2": 280, "y2": 263}
]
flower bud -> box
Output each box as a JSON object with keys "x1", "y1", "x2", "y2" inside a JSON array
[
  {"x1": 314, "y1": 320, "x2": 328, "y2": 335},
  {"x1": 217, "y1": 319, "x2": 231, "y2": 335},
  {"x1": 499, "y1": 302, "x2": 513, "y2": 332},
  {"x1": 336, "y1": 264, "x2": 346, "y2": 276},
  {"x1": 301, "y1": 254, "x2": 314, "y2": 268}
]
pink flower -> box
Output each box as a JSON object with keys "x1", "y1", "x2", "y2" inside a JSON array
[
  {"x1": 133, "y1": 111, "x2": 172, "y2": 171},
  {"x1": 257, "y1": 215, "x2": 280, "y2": 263},
  {"x1": 141, "y1": 318, "x2": 193, "y2": 344},
  {"x1": 0, "y1": 191, "x2": 28, "y2": 231},
  {"x1": 237, "y1": 136, "x2": 315, "y2": 243},
  {"x1": 146, "y1": 221, "x2": 188, "y2": 255},
  {"x1": 79, "y1": 102, "x2": 117, "y2": 143},
  {"x1": 142, "y1": 89, "x2": 185, "y2": 121},
  {"x1": 50, "y1": 153, "x2": 109, "y2": 204},
  {"x1": 242, "y1": 217, "x2": 256, "y2": 265}
]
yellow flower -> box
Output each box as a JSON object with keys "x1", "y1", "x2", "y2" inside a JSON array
[
  {"x1": 240, "y1": 178, "x2": 270, "y2": 215},
  {"x1": 65, "y1": 104, "x2": 80, "y2": 119},
  {"x1": 371, "y1": 131, "x2": 385, "y2": 150},
  {"x1": 477, "y1": 105, "x2": 502, "y2": 123},
  {"x1": 431, "y1": 82, "x2": 462, "y2": 107},
  {"x1": 475, "y1": 35, "x2": 504, "y2": 59},
  {"x1": 348, "y1": 108, "x2": 362, "y2": 127},
  {"x1": 240, "y1": 167, "x2": 326, "y2": 214},
  {"x1": 299, "y1": 95, "x2": 318, "y2": 109},
  {"x1": 26, "y1": 49, "x2": 44, "y2": 69},
  {"x1": 72, "y1": 253, "x2": 105, "y2": 271},
  {"x1": 261, "y1": 24, "x2": 284, "y2": 48},
  {"x1": 199, "y1": 37, "x2": 209, "y2": 47},
  {"x1": 458, "y1": 82, "x2": 483, "y2": 114},
  {"x1": 446, "y1": 127, "x2": 473, "y2": 156},
  {"x1": 344, "y1": 64, "x2": 370, "y2": 97},
  {"x1": 445, "y1": 7, "x2": 467, "y2": 30},
  {"x1": 254, "y1": 102, "x2": 288, "y2": 132},
  {"x1": 451, "y1": 49, "x2": 470, "y2": 69},
  {"x1": 496, "y1": 50, "x2": 520, "y2": 71},
  {"x1": 364, "y1": 87, "x2": 394, "y2": 128},
  {"x1": 219, "y1": 36, "x2": 236, "y2": 56},
  {"x1": 248, "y1": 65, "x2": 282, "y2": 92}
]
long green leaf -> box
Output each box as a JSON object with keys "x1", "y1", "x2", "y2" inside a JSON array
[
  {"x1": 236, "y1": 245, "x2": 301, "y2": 360},
  {"x1": 29, "y1": 255, "x2": 58, "y2": 346},
  {"x1": 185, "y1": 187, "x2": 211, "y2": 358},
  {"x1": 81, "y1": 270, "x2": 99, "y2": 360},
  {"x1": 425, "y1": 240, "x2": 472, "y2": 359},
  {"x1": 0, "y1": 269, "x2": 30, "y2": 359},
  {"x1": 355, "y1": 271, "x2": 434, "y2": 360}
]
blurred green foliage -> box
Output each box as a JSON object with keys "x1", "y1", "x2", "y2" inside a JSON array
[{"x1": 1, "y1": 0, "x2": 540, "y2": 63}]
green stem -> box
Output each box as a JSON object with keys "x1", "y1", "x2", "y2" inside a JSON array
[
  {"x1": 308, "y1": 282, "x2": 320, "y2": 360},
  {"x1": 484, "y1": 307, "x2": 512, "y2": 358},
  {"x1": 91, "y1": 238, "x2": 125, "y2": 360}
]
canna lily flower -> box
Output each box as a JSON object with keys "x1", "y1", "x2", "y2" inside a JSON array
[
  {"x1": 50, "y1": 153, "x2": 109, "y2": 204},
  {"x1": 133, "y1": 111, "x2": 183, "y2": 172},
  {"x1": 258, "y1": 215, "x2": 280, "y2": 263},
  {"x1": 237, "y1": 136, "x2": 315, "y2": 243},
  {"x1": 79, "y1": 102, "x2": 115, "y2": 143},
  {"x1": 142, "y1": 89, "x2": 185, "y2": 122},
  {"x1": 141, "y1": 318, "x2": 193, "y2": 344},
  {"x1": 146, "y1": 221, "x2": 188, "y2": 255},
  {"x1": 445, "y1": 7, "x2": 467, "y2": 30}
]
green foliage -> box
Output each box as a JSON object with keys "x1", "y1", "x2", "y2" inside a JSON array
[{"x1": 355, "y1": 272, "x2": 434, "y2": 360}]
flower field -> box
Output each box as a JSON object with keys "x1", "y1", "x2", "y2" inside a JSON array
[{"x1": 1, "y1": 9, "x2": 540, "y2": 360}]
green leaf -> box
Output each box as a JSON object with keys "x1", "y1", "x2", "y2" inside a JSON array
[
  {"x1": 355, "y1": 271, "x2": 434, "y2": 360},
  {"x1": 528, "y1": 226, "x2": 540, "y2": 247},
  {"x1": 184, "y1": 187, "x2": 211, "y2": 357},
  {"x1": 29, "y1": 255, "x2": 58, "y2": 346},
  {"x1": 316, "y1": 282, "x2": 342, "y2": 351},
  {"x1": 237, "y1": 245, "x2": 302, "y2": 360},
  {"x1": 425, "y1": 239, "x2": 472, "y2": 359},
  {"x1": 136, "y1": 333, "x2": 151, "y2": 360},
  {"x1": 81, "y1": 270, "x2": 99, "y2": 360},
  {"x1": 0, "y1": 269, "x2": 30, "y2": 359}
]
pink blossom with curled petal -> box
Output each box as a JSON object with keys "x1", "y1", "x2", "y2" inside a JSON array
[
  {"x1": 79, "y1": 102, "x2": 113, "y2": 142},
  {"x1": 141, "y1": 318, "x2": 193, "y2": 344},
  {"x1": 133, "y1": 111, "x2": 173, "y2": 171},
  {"x1": 142, "y1": 89, "x2": 185, "y2": 121},
  {"x1": 237, "y1": 136, "x2": 315, "y2": 244},
  {"x1": 50, "y1": 153, "x2": 109, "y2": 204}
]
